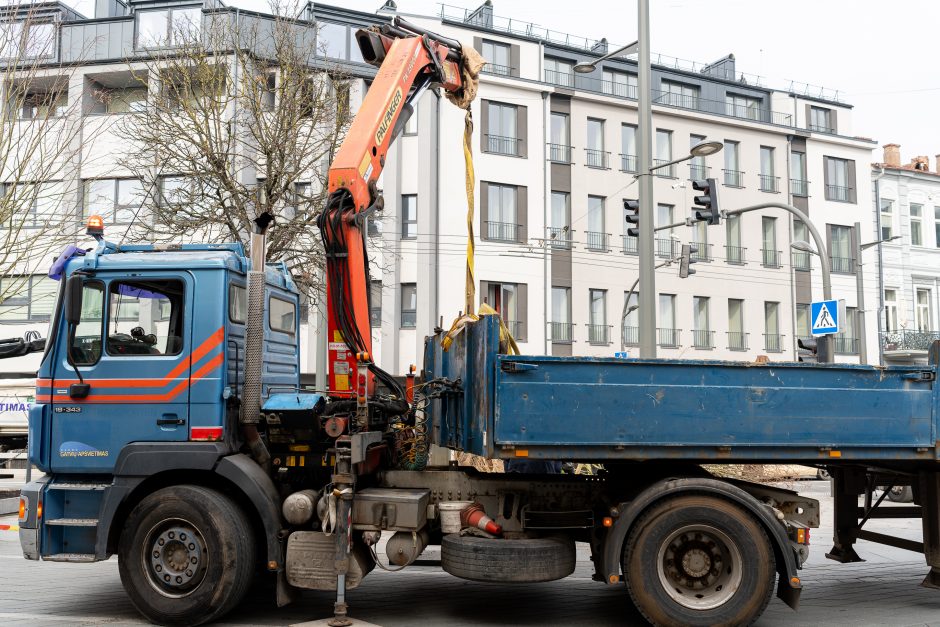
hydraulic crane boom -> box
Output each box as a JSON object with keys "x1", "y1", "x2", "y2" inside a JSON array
[{"x1": 319, "y1": 17, "x2": 468, "y2": 398}]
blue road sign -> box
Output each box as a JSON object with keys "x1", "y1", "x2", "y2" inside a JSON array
[
  {"x1": 614, "y1": 351, "x2": 629, "y2": 359},
  {"x1": 811, "y1": 299, "x2": 839, "y2": 336}
]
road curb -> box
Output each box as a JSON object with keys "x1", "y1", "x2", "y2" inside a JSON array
[{"x1": 0, "y1": 497, "x2": 18, "y2": 516}]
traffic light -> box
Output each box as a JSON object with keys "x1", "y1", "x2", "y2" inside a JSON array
[
  {"x1": 797, "y1": 337, "x2": 818, "y2": 363},
  {"x1": 624, "y1": 198, "x2": 640, "y2": 238},
  {"x1": 692, "y1": 178, "x2": 720, "y2": 225},
  {"x1": 679, "y1": 243, "x2": 698, "y2": 278}
]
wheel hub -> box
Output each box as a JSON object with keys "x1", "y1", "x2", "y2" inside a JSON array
[
  {"x1": 657, "y1": 524, "x2": 743, "y2": 610},
  {"x1": 144, "y1": 520, "x2": 208, "y2": 597}
]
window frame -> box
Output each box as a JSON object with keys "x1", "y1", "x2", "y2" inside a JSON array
[
  {"x1": 136, "y1": 6, "x2": 202, "y2": 50},
  {"x1": 229, "y1": 283, "x2": 247, "y2": 324},
  {"x1": 268, "y1": 295, "x2": 297, "y2": 335},
  {"x1": 400, "y1": 283, "x2": 417, "y2": 329},
  {"x1": 401, "y1": 194, "x2": 418, "y2": 239},
  {"x1": 105, "y1": 278, "x2": 185, "y2": 357},
  {"x1": 0, "y1": 275, "x2": 57, "y2": 322}
]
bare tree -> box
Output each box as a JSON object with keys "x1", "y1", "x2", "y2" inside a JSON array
[{"x1": 117, "y1": 3, "x2": 353, "y2": 297}]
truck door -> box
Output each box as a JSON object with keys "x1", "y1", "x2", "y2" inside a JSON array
[{"x1": 49, "y1": 275, "x2": 196, "y2": 473}]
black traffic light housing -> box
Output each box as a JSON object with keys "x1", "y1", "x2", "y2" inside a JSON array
[
  {"x1": 679, "y1": 243, "x2": 698, "y2": 278},
  {"x1": 797, "y1": 337, "x2": 818, "y2": 363},
  {"x1": 692, "y1": 178, "x2": 720, "y2": 225},
  {"x1": 624, "y1": 198, "x2": 640, "y2": 238}
]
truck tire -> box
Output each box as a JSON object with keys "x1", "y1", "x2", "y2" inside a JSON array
[
  {"x1": 441, "y1": 534, "x2": 575, "y2": 583},
  {"x1": 887, "y1": 485, "x2": 913, "y2": 503},
  {"x1": 623, "y1": 495, "x2": 775, "y2": 627},
  {"x1": 118, "y1": 485, "x2": 256, "y2": 626}
]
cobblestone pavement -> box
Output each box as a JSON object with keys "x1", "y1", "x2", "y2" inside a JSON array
[{"x1": 0, "y1": 480, "x2": 938, "y2": 626}]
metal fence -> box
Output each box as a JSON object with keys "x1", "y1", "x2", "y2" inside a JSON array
[
  {"x1": 692, "y1": 329, "x2": 714, "y2": 349},
  {"x1": 723, "y1": 169, "x2": 745, "y2": 187},
  {"x1": 547, "y1": 143, "x2": 572, "y2": 163},
  {"x1": 587, "y1": 324, "x2": 611, "y2": 345},
  {"x1": 485, "y1": 221, "x2": 520, "y2": 243},
  {"x1": 486, "y1": 134, "x2": 519, "y2": 156},
  {"x1": 586, "y1": 231, "x2": 610, "y2": 251},
  {"x1": 881, "y1": 330, "x2": 940, "y2": 351},
  {"x1": 762, "y1": 249, "x2": 782, "y2": 268},
  {"x1": 725, "y1": 245, "x2": 746, "y2": 265},
  {"x1": 727, "y1": 331, "x2": 749, "y2": 351},
  {"x1": 657, "y1": 327, "x2": 680, "y2": 348},
  {"x1": 546, "y1": 227, "x2": 573, "y2": 249},
  {"x1": 764, "y1": 333, "x2": 784, "y2": 352},
  {"x1": 549, "y1": 321, "x2": 573, "y2": 343},
  {"x1": 585, "y1": 149, "x2": 610, "y2": 169}
]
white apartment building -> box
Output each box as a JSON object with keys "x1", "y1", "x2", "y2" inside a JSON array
[
  {"x1": 0, "y1": 0, "x2": 881, "y2": 381},
  {"x1": 873, "y1": 144, "x2": 940, "y2": 365}
]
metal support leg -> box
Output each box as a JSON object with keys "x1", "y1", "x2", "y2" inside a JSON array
[
  {"x1": 919, "y1": 471, "x2": 940, "y2": 589},
  {"x1": 329, "y1": 440, "x2": 354, "y2": 627},
  {"x1": 826, "y1": 468, "x2": 864, "y2": 563}
]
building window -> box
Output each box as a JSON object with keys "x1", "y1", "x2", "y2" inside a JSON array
[
  {"x1": 400, "y1": 283, "x2": 417, "y2": 328},
  {"x1": 796, "y1": 303, "x2": 811, "y2": 342},
  {"x1": 84, "y1": 179, "x2": 145, "y2": 225},
  {"x1": 935, "y1": 206, "x2": 940, "y2": 249},
  {"x1": 3, "y1": 181, "x2": 64, "y2": 228},
  {"x1": 830, "y1": 225, "x2": 853, "y2": 274},
  {"x1": 316, "y1": 22, "x2": 348, "y2": 59},
  {"x1": 588, "y1": 289, "x2": 608, "y2": 344},
  {"x1": 484, "y1": 281, "x2": 526, "y2": 341},
  {"x1": 548, "y1": 112, "x2": 570, "y2": 162},
  {"x1": 835, "y1": 307, "x2": 858, "y2": 354},
  {"x1": 484, "y1": 184, "x2": 518, "y2": 242},
  {"x1": 725, "y1": 215, "x2": 744, "y2": 264},
  {"x1": 723, "y1": 140, "x2": 742, "y2": 187},
  {"x1": 728, "y1": 298, "x2": 747, "y2": 350},
  {"x1": 485, "y1": 101, "x2": 519, "y2": 156},
  {"x1": 602, "y1": 69, "x2": 635, "y2": 98},
  {"x1": 824, "y1": 157, "x2": 853, "y2": 202},
  {"x1": 792, "y1": 221, "x2": 811, "y2": 271},
  {"x1": 137, "y1": 7, "x2": 202, "y2": 48},
  {"x1": 692, "y1": 296, "x2": 711, "y2": 348},
  {"x1": 764, "y1": 301, "x2": 782, "y2": 352},
  {"x1": 659, "y1": 80, "x2": 699, "y2": 109},
  {"x1": 545, "y1": 57, "x2": 573, "y2": 87},
  {"x1": 586, "y1": 118, "x2": 607, "y2": 168},
  {"x1": 884, "y1": 289, "x2": 898, "y2": 333},
  {"x1": 549, "y1": 191, "x2": 571, "y2": 248},
  {"x1": 809, "y1": 106, "x2": 833, "y2": 133},
  {"x1": 916, "y1": 288, "x2": 931, "y2": 332},
  {"x1": 17, "y1": 86, "x2": 67, "y2": 120},
  {"x1": 586, "y1": 195, "x2": 607, "y2": 251},
  {"x1": 658, "y1": 294, "x2": 678, "y2": 347},
  {"x1": 403, "y1": 109, "x2": 418, "y2": 135},
  {"x1": 878, "y1": 199, "x2": 894, "y2": 240},
  {"x1": 911, "y1": 203, "x2": 923, "y2": 246},
  {"x1": 401, "y1": 194, "x2": 417, "y2": 239},
  {"x1": 551, "y1": 286, "x2": 572, "y2": 343},
  {"x1": 622, "y1": 291, "x2": 639, "y2": 345},
  {"x1": 790, "y1": 151, "x2": 807, "y2": 196},
  {"x1": 481, "y1": 39, "x2": 512, "y2": 76},
  {"x1": 759, "y1": 146, "x2": 777, "y2": 192},
  {"x1": 620, "y1": 124, "x2": 637, "y2": 172},
  {"x1": 655, "y1": 203, "x2": 675, "y2": 258},
  {"x1": 0, "y1": 275, "x2": 57, "y2": 322},
  {"x1": 689, "y1": 134, "x2": 707, "y2": 180},
  {"x1": 761, "y1": 217, "x2": 780, "y2": 268},
  {"x1": 725, "y1": 93, "x2": 761, "y2": 121},
  {"x1": 1, "y1": 20, "x2": 55, "y2": 60},
  {"x1": 653, "y1": 129, "x2": 674, "y2": 177},
  {"x1": 369, "y1": 281, "x2": 382, "y2": 327}
]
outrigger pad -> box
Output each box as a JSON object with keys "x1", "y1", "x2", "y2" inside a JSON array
[
  {"x1": 825, "y1": 544, "x2": 864, "y2": 564},
  {"x1": 922, "y1": 567, "x2": 940, "y2": 590}
]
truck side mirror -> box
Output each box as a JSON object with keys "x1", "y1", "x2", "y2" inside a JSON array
[{"x1": 65, "y1": 275, "x2": 83, "y2": 325}]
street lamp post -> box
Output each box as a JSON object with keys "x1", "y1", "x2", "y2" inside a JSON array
[{"x1": 855, "y1": 226, "x2": 901, "y2": 364}]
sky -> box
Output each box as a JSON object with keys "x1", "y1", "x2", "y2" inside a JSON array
[{"x1": 62, "y1": 0, "x2": 939, "y2": 164}]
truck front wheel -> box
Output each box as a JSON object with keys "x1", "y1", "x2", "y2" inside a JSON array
[
  {"x1": 118, "y1": 485, "x2": 256, "y2": 626},
  {"x1": 623, "y1": 494, "x2": 775, "y2": 627}
]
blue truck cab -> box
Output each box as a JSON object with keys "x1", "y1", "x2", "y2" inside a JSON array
[{"x1": 20, "y1": 238, "x2": 299, "y2": 566}]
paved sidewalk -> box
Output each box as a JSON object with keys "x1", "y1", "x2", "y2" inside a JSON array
[{"x1": 0, "y1": 481, "x2": 938, "y2": 626}]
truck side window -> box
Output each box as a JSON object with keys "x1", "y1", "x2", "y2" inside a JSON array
[
  {"x1": 70, "y1": 281, "x2": 105, "y2": 366},
  {"x1": 229, "y1": 284, "x2": 246, "y2": 324},
  {"x1": 269, "y1": 296, "x2": 295, "y2": 334},
  {"x1": 107, "y1": 279, "x2": 184, "y2": 356}
]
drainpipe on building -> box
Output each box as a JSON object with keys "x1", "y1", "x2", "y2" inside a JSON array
[
  {"x1": 433, "y1": 90, "x2": 441, "y2": 328},
  {"x1": 785, "y1": 135, "x2": 797, "y2": 359},
  {"x1": 873, "y1": 168, "x2": 886, "y2": 364},
  {"x1": 542, "y1": 90, "x2": 550, "y2": 356}
]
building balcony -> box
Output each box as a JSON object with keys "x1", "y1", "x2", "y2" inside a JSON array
[
  {"x1": 544, "y1": 69, "x2": 574, "y2": 88},
  {"x1": 833, "y1": 335, "x2": 859, "y2": 355},
  {"x1": 727, "y1": 331, "x2": 749, "y2": 351},
  {"x1": 723, "y1": 169, "x2": 745, "y2": 187},
  {"x1": 808, "y1": 123, "x2": 835, "y2": 134},
  {"x1": 656, "y1": 238, "x2": 679, "y2": 259},
  {"x1": 761, "y1": 248, "x2": 782, "y2": 268},
  {"x1": 792, "y1": 251, "x2": 811, "y2": 271},
  {"x1": 485, "y1": 134, "x2": 520, "y2": 156},
  {"x1": 549, "y1": 321, "x2": 573, "y2": 343},
  {"x1": 546, "y1": 227, "x2": 573, "y2": 250},
  {"x1": 585, "y1": 148, "x2": 610, "y2": 169},
  {"x1": 621, "y1": 234, "x2": 638, "y2": 255},
  {"x1": 830, "y1": 256, "x2": 855, "y2": 274},
  {"x1": 620, "y1": 153, "x2": 638, "y2": 173},
  {"x1": 790, "y1": 178, "x2": 809, "y2": 197},
  {"x1": 587, "y1": 324, "x2": 611, "y2": 345},
  {"x1": 585, "y1": 231, "x2": 610, "y2": 252},
  {"x1": 547, "y1": 143, "x2": 573, "y2": 164},
  {"x1": 622, "y1": 324, "x2": 639, "y2": 346},
  {"x1": 484, "y1": 221, "x2": 521, "y2": 243},
  {"x1": 504, "y1": 319, "x2": 525, "y2": 340},
  {"x1": 725, "y1": 245, "x2": 746, "y2": 265},
  {"x1": 825, "y1": 184, "x2": 852, "y2": 202},
  {"x1": 481, "y1": 63, "x2": 514, "y2": 77},
  {"x1": 653, "y1": 158, "x2": 676, "y2": 178},
  {"x1": 657, "y1": 327, "x2": 680, "y2": 348},
  {"x1": 601, "y1": 80, "x2": 636, "y2": 99},
  {"x1": 689, "y1": 163, "x2": 710, "y2": 180},
  {"x1": 881, "y1": 330, "x2": 940, "y2": 351},
  {"x1": 691, "y1": 242, "x2": 712, "y2": 262},
  {"x1": 692, "y1": 329, "x2": 714, "y2": 349},
  {"x1": 763, "y1": 333, "x2": 785, "y2": 353},
  {"x1": 759, "y1": 174, "x2": 779, "y2": 193}
]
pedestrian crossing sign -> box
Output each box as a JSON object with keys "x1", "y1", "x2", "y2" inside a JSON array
[{"x1": 810, "y1": 299, "x2": 839, "y2": 336}]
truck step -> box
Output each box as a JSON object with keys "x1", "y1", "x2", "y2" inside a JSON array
[
  {"x1": 45, "y1": 518, "x2": 98, "y2": 527},
  {"x1": 47, "y1": 482, "x2": 110, "y2": 491},
  {"x1": 43, "y1": 553, "x2": 96, "y2": 563}
]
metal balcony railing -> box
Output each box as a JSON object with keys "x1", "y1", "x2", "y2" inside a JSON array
[
  {"x1": 725, "y1": 245, "x2": 746, "y2": 265},
  {"x1": 620, "y1": 153, "x2": 638, "y2": 173},
  {"x1": 808, "y1": 123, "x2": 835, "y2": 134},
  {"x1": 692, "y1": 329, "x2": 714, "y2": 349},
  {"x1": 621, "y1": 234, "x2": 638, "y2": 255},
  {"x1": 656, "y1": 238, "x2": 679, "y2": 259},
  {"x1": 544, "y1": 69, "x2": 574, "y2": 88},
  {"x1": 549, "y1": 321, "x2": 573, "y2": 343},
  {"x1": 504, "y1": 319, "x2": 524, "y2": 339},
  {"x1": 761, "y1": 248, "x2": 782, "y2": 268},
  {"x1": 764, "y1": 333, "x2": 785, "y2": 353},
  {"x1": 759, "y1": 174, "x2": 779, "y2": 193},
  {"x1": 657, "y1": 327, "x2": 680, "y2": 348},
  {"x1": 484, "y1": 221, "x2": 520, "y2": 243},
  {"x1": 602, "y1": 81, "x2": 636, "y2": 98},
  {"x1": 546, "y1": 227, "x2": 573, "y2": 250},
  {"x1": 481, "y1": 63, "x2": 514, "y2": 77},
  {"x1": 723, "y1": 169, "x2": 745, "y2": 187},
  {"x1": 587, "y1": 324, "x2": 611, "y2": 345},
  {"x1": 653, "y1": 158, "x2": 676, "y2": 178},
  {"x1": 833, "y1": 335, "x2": 859, "y2": 354},
  {"x1": 689, "y1": 163, "x2": 710, "y2": 180},
  {"x1": 790, "y1": 178, "x2": 809, "y2": 197},
  {"x1": 792, "y1": 251, "x2": 811, "y2": 271},
  {"x1": 881, "y1": 330, "x2": 940, "y2": 351},
  {"x1": 586, "y1": 231, "x2": 610, "y2": 251},
  {"x1": 585, "y1": 148, "x2": 610, "y2": 169},
  {"x1": 547, "y1": 143, "x2": 573, "y2": 163},
  {"x1": 826, "y1": 184, "x2": 851, "y2": 202},
  {"x1": 654, "y1": 91, "x2": 700, "y2": 110},
  {"x1": 727, "y1": 331, "x2": 749, "y2": 351},
  {"x1": 622, "y1": 325, "x2": 639, "y2": 346},
  {"x1": 485, "y1": 134, "x2": 519, "y2": 156},
  {"x1": 691, "y1": 242, "x2": 712, "y2": 262},
  {"x1": 401, "y1": 310, "x2": 416, "y2": 328},
  {"x1": 830, "y1": 256, "x2": 855, "y2": 274}
]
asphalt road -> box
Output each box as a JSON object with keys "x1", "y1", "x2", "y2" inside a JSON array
[{"x1": 0, "y1": 480, "x2": 939, "y2": 626}]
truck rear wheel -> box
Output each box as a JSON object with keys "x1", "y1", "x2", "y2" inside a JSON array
[
  {"x1": 118, "y1": 485, "x2": 256, "y2": 626},
  {"x1": 623, "y1": 495, "x2": 775, "y2": 627}
]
